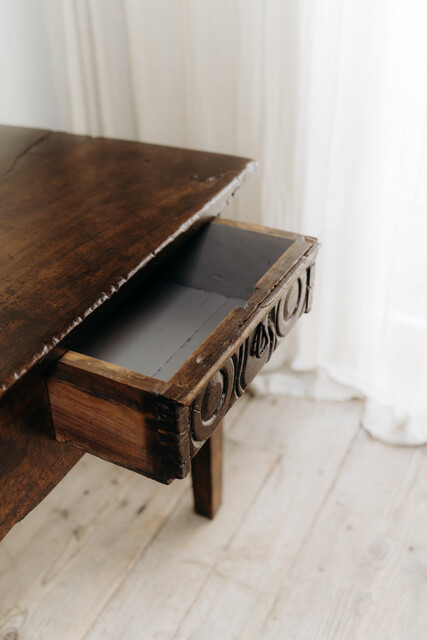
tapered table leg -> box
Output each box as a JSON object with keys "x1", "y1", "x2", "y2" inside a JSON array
[{"x1": 191, "y1": 422, "x2": 223, "y2": 519}]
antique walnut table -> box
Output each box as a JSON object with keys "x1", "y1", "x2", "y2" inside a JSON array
[{"x1": 0, "y1": 125, "x2": 318, "y2": 540}]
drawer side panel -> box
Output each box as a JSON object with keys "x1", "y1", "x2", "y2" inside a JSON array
[{"x1": 48, "y1": 363, "x2": 191, "y2": 483}]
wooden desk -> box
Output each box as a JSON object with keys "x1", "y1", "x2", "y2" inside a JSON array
[{"x1": 0, "y1": 125, "x2": 318, "y2": 540}]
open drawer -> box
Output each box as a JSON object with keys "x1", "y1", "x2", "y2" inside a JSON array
[{"x1": 47, "y1": 219, "x2": 318, "y2": 483}]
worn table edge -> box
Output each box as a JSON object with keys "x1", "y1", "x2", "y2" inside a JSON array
[{"x1": 0, "y1": 127, "x2": 257, "y2": 402}]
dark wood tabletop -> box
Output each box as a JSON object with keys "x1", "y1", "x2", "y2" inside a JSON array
[
  {"x1": 0, "y1": 125, "x2": 255, "y2": 540},
  {"x1": 0, "y1": 125, "x2": 255, "y2": 400}
]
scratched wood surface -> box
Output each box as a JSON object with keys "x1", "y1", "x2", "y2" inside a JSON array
[
  {"x1": 0, "y1": 124, "x2": 255, "y2": 399},
  {"x1": 2, "y1": 395, "x2": 425, "y2": 640}
]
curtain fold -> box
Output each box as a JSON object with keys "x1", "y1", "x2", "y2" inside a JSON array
[{"x1": 44, "y1": 0, "x2": 427, "y2": 444}]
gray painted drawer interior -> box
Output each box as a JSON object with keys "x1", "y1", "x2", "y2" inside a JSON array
[{"x1": 74, "y1": 222, "x2": 293, "y2": 382}]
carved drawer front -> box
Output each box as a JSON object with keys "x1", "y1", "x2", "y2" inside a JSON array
[{"x1": 47, "y1": 219, "x2": 319, "y2": 484}]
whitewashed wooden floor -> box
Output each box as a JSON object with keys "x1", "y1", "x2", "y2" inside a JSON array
[{"x1": 1, "y1": 394, "x2": 427, "y2": 639}]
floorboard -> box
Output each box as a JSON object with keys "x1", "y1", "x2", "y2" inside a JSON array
[
  {"x1": 1, "y1": 395, "x2": 426, "y2": 639},
  {"x1": 257, "y1": 430, "x2": 427, "y2": 640}
]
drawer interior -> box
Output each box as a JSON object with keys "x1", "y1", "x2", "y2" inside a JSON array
[{"x1": 74, "y1": 222, "x2": 293, "y2": 381}]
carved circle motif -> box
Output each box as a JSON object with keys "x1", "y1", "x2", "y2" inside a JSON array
[
  {"x1": 191, "y1": 358, "x2": 235, "y2": 441},
  {"x1": 276, "y1": 276, "x2": 305, "y2": 337}
]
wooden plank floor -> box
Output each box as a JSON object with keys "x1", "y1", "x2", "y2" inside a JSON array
[{"x1": 1, "y1": 394, "x2": 427, "y2": 639}]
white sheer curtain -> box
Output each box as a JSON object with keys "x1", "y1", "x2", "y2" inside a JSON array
[{"x1": 36, "y1": 0, "x2": 427, "y2": 443}]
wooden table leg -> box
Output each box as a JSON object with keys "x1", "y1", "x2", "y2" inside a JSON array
[{"x1": 191, "y1": 422, "x2": 223, "y2": 519}]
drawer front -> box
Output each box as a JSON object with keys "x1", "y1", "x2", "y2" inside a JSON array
[
  {"x1": 47, "y1": 219, "x2": 318, "y2": 484},
  {"x1": 190, "y1": 265, "x2": 312, "y2": 442}
]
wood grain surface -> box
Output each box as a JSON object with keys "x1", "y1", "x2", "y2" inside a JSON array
[
  {"x1": 3, "y1": 397, "x2": 425, "y2": 640},
  {"x1": 48, "y1": 351, "x2": 192, "y2": 484},
  {"x1": 0, "y1": 397, "x2": 383, "y2": 640},
  {"x1": 191, "y1": 422, "x2": 223, "y2": 518},
  {"x1": 0, "y1": 379, "x2": 83, "y2": 541},
  {"x1": 0, "y1": 124, "x2": 255, "y2": 400}
]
